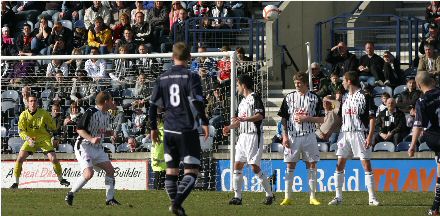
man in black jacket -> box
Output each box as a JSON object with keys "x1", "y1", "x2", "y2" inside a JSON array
[
  {"x1": 358, "y1": 41, "x2": 385, "y2": 86},
  {"x1": 374, "y1": 98, "x2": 407, "y2": 146},
  {"x1": 396, "y1": 77, "x2": 423, "y2": 113},
  {"x1": 325, "y1": 42, "x2": 359, "y2": 77}
]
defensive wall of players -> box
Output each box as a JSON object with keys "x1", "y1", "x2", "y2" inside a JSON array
[{"x1": 1, "y1": 152, "x2": 435, "y2": 192}]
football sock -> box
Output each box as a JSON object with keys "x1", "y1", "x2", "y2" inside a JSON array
[
  {"x1": 365, "y1": 172, "x2": 375, "y2": 200},
  {"x1": 233, "y1": 170, "x2": 243, "y2": 199},
  {"x1": 53, "y1": 162, "x2": 63, "y2": 181},
  {"x1": 335, "y1": 171, "x2": 344, "y2": 199},
  {"x1": 257, "y1": 171, "x2": 273, "y2": 197},
  {"x1": 432, "y1": 178, "x2": 440, "y2": 211},
  {"x1": 284, "y1": 168, "x2": 294, "y2": 199},
  {"x1": 71, "y1": 175, "x2": 88, "y2": 194},
  {"x1": 173, "y1": 173, "x2": 197, "y2": 207},
  {"x1": 308, "y1": 169, "x2": 317, "y2": 199},
  {"x1": 14, "y1": 161, "x2": 22, "y2": 184},
  {"x1": 105, "y1": 175, "x2": 116, "y2": 201},
  {"x1": 165, "y1": 175, "x2": 178, "y2": 203}
]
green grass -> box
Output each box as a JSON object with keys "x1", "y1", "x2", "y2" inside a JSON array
[{"x1": 1, "y1": 189, "x2": 433, "y2": 216}]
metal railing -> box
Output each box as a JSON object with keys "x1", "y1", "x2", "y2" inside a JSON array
[{"x1": 314, "y1": 14, "x2": 423, "y2": 66}]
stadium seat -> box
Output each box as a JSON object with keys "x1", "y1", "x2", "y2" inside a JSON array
[
  {"x1": 8, "y1": 125, "x2": 19, "y2": 137},
  {"x1": 418, "y1": 142, "x2": 431, "y2": 152},
  {"x1": 403, "y1": 134, "x2": 412, "y2": 142},
  {"x1": 60, "y1": 20, "x2": 73, "y2": 30},
  {"x1": 393, "y1": 85, "x2": 407, "y2": 97},
  {"x1": 1, "y1": 90, "x2": 19, "y2": 102},
  {"x1": 102, "y1": 143, "x2": 115, "y2": 153},
  {"x1": 8, "y1": 137, "x2": 24, "y2": 153},
  {"x1": 373, "y1": 86, "x2": 393, "y2": 97},
  {"x1": 162, "y1": 62, "x2": 173, "y2": 71},
  {"x1": 329, "y1": 143, "x2": 338, "y2": 152},
  {"x1": 396, "y1": 141, "x2": 411, "y2": 152},
  {"x1": 41, "y1": 89, "x2": 53, "y2": 110},
  {"x1": 58, "y1": 144, "x2": 74, "y2": 153},
  {"x1": 1, "y1": 126, "x2": 7, "y2": 138},
  {"x1": 270, "y1": 143, "x2": 283, "y2": 152},
  {"x1": 116, "y1": 143, "x2": 130, "y2": 153},
  {"x1": 374, "y1": 96, "x2": 382, "y2": 107},
  {"x1": 200, "y1": 136, "x2": 213, "y2": 151},
  {"x1": 1, "y1": 101, "x2": 16, "y2": 113},
  {"x1": 373, "y1": 142, "x2": 395, "y2": 152},
  {"x1": 404, "y1": 67, "x2": 417, "y2": 77},
  {"x1": 317, "y1": 142, "x2": 328, "y2": 152},
  {"x1": 122, "y1": 89, "x2": 134, "y2": 98}
]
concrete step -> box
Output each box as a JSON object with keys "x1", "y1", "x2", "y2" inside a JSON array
[{"x1": 266, "y1": 97, "x2": 284, "y2": 107}]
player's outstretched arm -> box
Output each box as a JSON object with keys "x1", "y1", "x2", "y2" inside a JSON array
[{"x1": 408, "y1": 127, "x2": 423, "y2": 157}]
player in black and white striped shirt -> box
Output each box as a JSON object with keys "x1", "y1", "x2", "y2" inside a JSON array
[
  {"x1": 328, "y1": 71, "x2": 379, "y2": 206},
  {"x1": 223, "y1": 74, "x2": 274, "y2": 205},
  {"x1": 65, "y1": 92, "x2": 120, "y2": 206},
  {"x1": 278, "y1": 72, "x2": 324, "y2": 206}
]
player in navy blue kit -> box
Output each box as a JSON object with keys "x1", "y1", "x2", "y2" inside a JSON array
[
  {"x1": 408, "y1": 71, "x2": 440, "y2": 215},
  {"x1": 223, "y1": 74, "x2": 274, "y2": 205},
  {"x1": 149, "y1": 42, "x2": 209, "y2": 216}
]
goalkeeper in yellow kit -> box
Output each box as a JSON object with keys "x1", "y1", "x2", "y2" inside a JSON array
[{"x1": 10, "y1": 94, "x2": 70, "y2": 188}]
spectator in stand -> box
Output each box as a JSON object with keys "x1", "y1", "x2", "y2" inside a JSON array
[
  {"x1": 116, "y1": 28, "x2": 137, "y2": 54},
  {"x1": 132, "y1": 12, "x2": 153, "y2": 47},
  {"x1": 211, "y1": 1, "x2": 233, "y2": 29},
  {"x1": 19, "y1": 86, "x2": 31, "y2": 112},
  {"x1": 376, "y1": 92, "x2": 391, "y2": 117},
  {"x1": 31, "y1": 17, "x2": 51, "y2": 54},
  {"x1": 236, "y1": 47, "x2": 251, "y2": 61},
  {"x1": 50, "y1": 103, "x2": 65, "y2": 145},
  {"x1": 325, "y1": 41, "x2": 359, "y2": 77},
  {"x1": 121, "y1": 102, "x2": 148, "y2": 145},
  {"x1": 425, "y1": 1, "x2": 440, "y2": 30},
  {"x1": 358, "y1": 41, "x2": 385, "y2": 86},
  {"x1": 2, "y1": 2, "x2": 15, "y2": 32},
  {"x1": 146, "y1": 1, "x2": 169, "y2": 52},
  {"x1": 161, "y1": 8, "x2": 189, "y2": 52},
  {"x1": 135, "y1": 44, "x2": 158, "y2": 74},
  {"x1": 190, "y1": 1, "x2": 211, "y2": 17},
  {"x1": 217, "y1": 45, "x2": 232, "y2": 85},
  {"x1": 131, "y1": 1, "x2": 149, "y2": 24},
  {"x1": 396, "y1": 77, "x2": 423, "y2": 114},
  {"x1": 418, "y1": 44, "x2": 440, "y2": 81},
  {"x1": 54, "y1": 2, "x2": 86, "y2": 23},
  {"x1": 110, "y1": 45, "x2": 134, "y2": 92},
  {"x1": 37, "y1": 2, "x2": 62, "y2": 22},
  {"x1": 83, "y1": 1, "x2": 111, "y2": 30},
  {"x1": 46, "y1": 59, "x2": 69, "y2": 77},
  {"x1": 9, "y1": 52, "x2": 36, "y2": 84},
  {"x1": 72, "y1": 22, "x2": 88, "y2": 50},
  {"x1": 317, "y1": 71, "x2": 344, "y2": 99},
  {"x1": 310, "y1": 62, "x2": 329, "y2": 94},
  {"x1": 406, "y1": 106, "x2": 417, "y2": 129},
  {"x1": 87, "y1": 16, "x2": 113, "y2": 54},
  {"x1": 228, "y1": 1, "x2": 245, "y2": 17},
  {"x1": 109, "y1": 1, "x2": 130, "y2": 29},
  {"x1": 63, "y1": 102, "x2": 83, "y2": 145},
  {"x1": 134, "y1": 73, "x2": 150, "y2": 101},
  {"x1": 315, "y1": 95, "x2": 341, "y2": 145},
  {"x1": 374, "y1": 98, "x2": 406, "y2": 146},
  {"x1": 112, "y1": 13, "x2": 131, "y2": 43},
  {"x1": 382, "y1": 51, "x2": 402, "y2": 87},
  {"x1": 419, "y1": 23, "x2": 440, "y2": 55},
  {"x1": 46, "y1": 38, "x2": 69, "y2": 56},
  {"x1": 48, "y1": 21, "x2": 74, "y2": 54},
  {"x1": 48, "y1": 71, "x2": 69, "y2": 106},
  {"x1": 84, "y1": 47, "x2": 106, "y2": 79},
  {"x1": 191, "y1": 45, "x2": 217, "y2": 78},
  {"x1": 16, "y1": 24, "x2": 33, "y2": 51},
  {"x1": 12, "y1": 1, "x2": 44, "y2": 23},
  {"x1": 70, "y1": 70, "x2": 97, "y2": 107},
  {"x1": 169, "y1": 1, "x2": 184, "y2": 31},
  {"x1": 2, "y1": 26, "x2": 13, "y2": 45},
  {"x1": 66, "y1": 48, "x2": 85, "y2": 76}
]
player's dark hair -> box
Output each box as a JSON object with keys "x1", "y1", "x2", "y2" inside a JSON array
[
  {"x1": 381, "y1": 92, "x2": 391, "y2": 98},
  {"x1": 238, "y1": 74, "x2": 254, "y2": 90},
  {"x1": 293, "y1": 72, "x2": 308, "y2": 84},
  {"x1": 344, "y1": 71, "x2": 360, "y2": 87},
  {"x1": 96, "y1": 91, "x2": 112, "y2": 105},
  {"x1": 172, "y1": 42, "x2": 191, "y2": 61},
  {"x1": 27, "y1": 93, "x2": 38, "y2": 100}
]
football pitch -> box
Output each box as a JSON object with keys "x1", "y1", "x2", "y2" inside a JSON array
[{"x1": 1, "y1": 189, "x2": 433, "y2": 216}]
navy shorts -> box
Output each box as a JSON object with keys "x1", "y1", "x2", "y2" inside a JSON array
[{"x1": 164, "y1": 129, "x2": 201, "y2": 169}]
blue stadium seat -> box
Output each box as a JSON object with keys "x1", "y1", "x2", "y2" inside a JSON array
[
  {"x1": 418, "y1": 142, "x2": 431, "y2": 152},
  {"x1": 374, "y1": 142, "x2": 395, "y2": 152},
  {"x1": 393, "y1": 85, "x2": 407, "y2": 97},
  {"x1": 60, "y1": 20, "x2": 73, "y2": 30},
  {"x1": 329, "y1": 143, "x2": 338, "y2": 152},
  {"x1": 8, "y1": 137, "x2": 24, "y2": 154},
  {"x1": 1, "y1": 90, "x2": 19, "y2": 102},
  {"x1": 317, "y1": 142, "x2": 328, "y2": 152},
  {"x1": 374, "y1": 96, "x2": 383, "y2": 107},
  {"x1": 102, "y1": 143, "x2": 115, "y2": 153},
  {"x1": 270, "y1": 143, "x2": 283, "y2": 152},
  {"x1": 58, "y1": 144, "x2": 74, "y2": 153},
  {"x1": 373, "y1": 86, "x2": 393, "y2": 97},
  {"x1": 116, "y1": 143, "x2": 130, "y2": 153},
  {"x1": 396, "y1": 141, "x2": 411, "y2": 152}
]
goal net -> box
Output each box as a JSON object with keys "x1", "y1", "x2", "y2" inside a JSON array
[{"x1": 0, "y1": 52, "x2": 270, "y2": 191}]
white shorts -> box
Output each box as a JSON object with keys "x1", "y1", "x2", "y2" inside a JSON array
[
  {"x1": 283, "y1": 133, "x2": 320, "y2": 163},
  {"x1": 75, "y1": 143, "x2": 110, "y2": 171},
  {"x1": 336, "y1": 131, "x2": 371, "y2": 160},
  {"x1": 235, "y1": 133, "x2": 263, "y2": 166}
]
